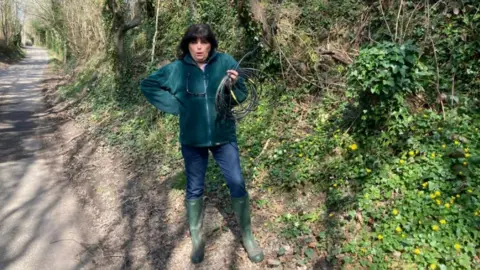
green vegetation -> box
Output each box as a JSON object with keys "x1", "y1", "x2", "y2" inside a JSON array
[
  {"x1": 0, "y1": 43, "x2": 24, "y2": 64},
  {"x1": 31, "y1": 0, "x2": 479, "y2": 268}
]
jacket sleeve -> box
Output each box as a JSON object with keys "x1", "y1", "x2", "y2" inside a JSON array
[
  {"x1": 224, "y1": 54, "x2": 248, "y2": 105},
  {"x1": 140, "y1": 61, "x2": 181, "y2": 115}
]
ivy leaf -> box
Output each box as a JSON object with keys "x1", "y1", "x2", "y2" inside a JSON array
[{"x1": 304, "y1": 248, "x2": 314, "y2": 259}]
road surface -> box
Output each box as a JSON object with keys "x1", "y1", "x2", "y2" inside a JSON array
[{"x1": 0, "y1": 47, "x2": 94, "y2": 269}]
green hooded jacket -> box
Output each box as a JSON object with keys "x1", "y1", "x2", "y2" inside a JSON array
[{"x1": 140, "y1": 51, "x2": 248, "y2": 147}]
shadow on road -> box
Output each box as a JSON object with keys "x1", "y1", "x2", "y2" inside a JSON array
[{"x1": 0, "y1": 47, "x2": 97, "y2": 269}]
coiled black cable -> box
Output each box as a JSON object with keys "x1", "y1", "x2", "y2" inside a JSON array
[{"x1": 215, "y1": 49, "x2": 262, "y2": 121}]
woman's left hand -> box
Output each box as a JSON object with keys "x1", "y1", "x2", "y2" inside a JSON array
[{"x1": 227, "y1": 70, "x2": 238, "y2": 84}]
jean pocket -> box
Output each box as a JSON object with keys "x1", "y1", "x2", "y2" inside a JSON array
[{"x1": 229, "y1": 142, "x2": 239, "y2": 151}]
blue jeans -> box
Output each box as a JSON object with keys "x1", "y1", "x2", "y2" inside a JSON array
[{"x1": 181, "y1": 142, "x2": 248, "y2": 200}]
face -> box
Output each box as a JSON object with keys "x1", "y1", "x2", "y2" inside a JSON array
[{"x1": 188, "y1": 38, "x2": 211, "y2": 64}]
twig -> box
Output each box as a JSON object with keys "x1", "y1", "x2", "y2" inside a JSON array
[
  {"x1": 430, "y1": 37, "x2": 445, "y2": 121},
  {"x1": 349, "y1": 10, "x2": 371, "y2": 47},
  {"x1": 425, "y1": 0, "x2": 445, "y2": 120},
  {"x1": 120, "y1": 196, "x2": 142, "y2": 206},
  {"x1": 431, "y1": 0, "x2": 445, "y2": 10},
  {"x1": 403, "y1": 3, "x2": 424, "y2": 41},
  {"x1": 66, "y1": 132, "x2": 85, "y2": 144},
  {"x1": 343, "y1": 114, "x2": 361, "y2": 135},
  {"x1": 50, "y1": 238, "x2": 96, "y2": 256},
  {"x1": 451, "y1": 73, "x2": 455, "y2": 106},
  {"x1": 254, "y1": 138, "x2": 271, "y2": 162},
  {"x1": 102, "y1": 255, "x2": 126, "y2": 259},
  {"x1": 379, "y1": 0, "x2": 394, "y2": 42}
]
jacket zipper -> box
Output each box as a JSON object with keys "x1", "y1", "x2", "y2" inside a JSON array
[{"x1": 202, "y1": 69, "x2": 212, "y2": 144}]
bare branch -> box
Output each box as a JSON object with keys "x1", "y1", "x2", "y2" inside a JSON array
[
  {"x1": 379, "y1": 0, "x2": 394, "y2": 42},
  {"x1": 151, "y1": 0, "x2": 161, "y2": 64},
  {"x1": 395, "y1": 0, "x2": 404, "y2": 41}
]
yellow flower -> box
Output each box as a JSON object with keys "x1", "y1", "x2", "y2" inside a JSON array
[
  {"x1": 422, "y1": 182, "x2": 428, "y2": 188},
  {"x1": 464, "y1": 148, "x2": 469, "y2": 153},
  {"x1": 395, "y1": 226, "x2": 402, "y2": 233},
  {"x1": 377, "y1": 234, "x2": 383, "y2": 240},
  {"x1": 465, "y1": 153, "x2": 471, "y2": 158},
  {"x1": 456, "y1": 194, "x2": 460, "y2": 198},
  {"x1": 454, "y1": 243, "x2": 462, "y2": 251},
  {"x1": 399, "y1": 159, "x2": 405, "y2": 165},
  {"x1": 430, "y1": 263, "x2": 437, "y2": 270},
  {"x1": 333, "y1": 183, "x2": 338, "y2": 188},
  {"x1": 435, "y1": 191, "x2": 441, "y2": 196},
  {"x1": 430, "y1": 152, "x2": 436, "y2": 158},
  {"x1": 445, "y1": 203, "x2": 451, "y2": 208},
  {"x1": 392, "y1": 209, "x2": 399, "y2": 215},
  {"x1": 432, "y1": 225, "x2": 439, "y2": 231},
  {"x1": 430, "y1": 194, "x2": 436, "y2": 199},
  {"x1": 414, "y1": 248, "x2": 421, "y2": 255},
  {"x1": 418, "y1": 220, "x2": 422, "y2": 224},
  {"x1": 349, "y1": 144, "x2": 358, "y2": 151},
  {"x1": 436, "y1": 199, "x2": 442, "y2": 205},
  {"x1": 438, "y1": 127, "x2": 443, "y2": 131},
  {"x1": 454, "y1": 140, "x2": 460, "y2": 145},
  {"x1": 463, "y1": 162, "x2": 468, "y2": 166},
  {"x1": 409, "y1": 151, "x2": 415, "y2": 157},
  {"x1": 361, "y1": 248, "x2": 367, "y2": 253},
  {"x1": 467, "y1": 189, "x2": 472, "y2": 193},
  {"x1": 299, "y1": 153, "x2": 303, "y2": 157},
  {"x1": 329, "y1": 213, "x2": 334, "y2": 217},
  {"x1": 401, "y1": 233, "x2": 406, "y2": 238},
  {"x1": 440, "y1": 219, "x2": 447, "y2": 224},
  {"x1": 459, "y1": 171, "x2": 463, "y2": 176},
  {"x1": 366, "y1": 168, "x2": 372, "y2": 173},
  {"x1": 442, "y1": 144, "x2": 446, "y2": 149}
]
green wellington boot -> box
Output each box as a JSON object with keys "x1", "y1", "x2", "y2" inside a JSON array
[
  {"x1": 231, "y1": 195, "x2": 265, "y2": 263},
  {"x1": 186, "y1": 198, "x2": 205, "y2": 264}
]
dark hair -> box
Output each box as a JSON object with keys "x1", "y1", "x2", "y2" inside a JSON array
[{"x1": 178, "y1": 24, "x2": 218, "y2": 58}]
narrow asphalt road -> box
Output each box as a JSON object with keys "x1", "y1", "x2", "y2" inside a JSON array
[{"x1": 0, "y1": 47, "x2": 94, "y2": 269}]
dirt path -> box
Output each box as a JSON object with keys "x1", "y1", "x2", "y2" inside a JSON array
[
  {"x1": 39, "y1": 69, "x2": 291, "y2": 270},
  {"x1": 44, "y1": 93, "x2": 272, "y2": 270},
  {"x1": 0, "y1": 47, "x2": 96, "y2": 269}
]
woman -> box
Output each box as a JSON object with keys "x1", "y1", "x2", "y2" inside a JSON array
[{"x1": 140, "y1": 24, "x2": 264, "y2": 264}]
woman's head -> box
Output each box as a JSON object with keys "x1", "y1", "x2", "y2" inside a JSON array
[{"x1": 179, "y1": 24, "x2": 218, "y2": 63}]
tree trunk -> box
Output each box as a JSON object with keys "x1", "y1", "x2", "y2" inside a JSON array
[
  {"x1": 249, "y1": 0, "x2": 271, "y2": 46},
  {"x1": 114, "y1": 30, "x2": 125, "y2": 61},
  {"x1": 105, "y1": 0, "x2": 144, "y2": 67}
]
